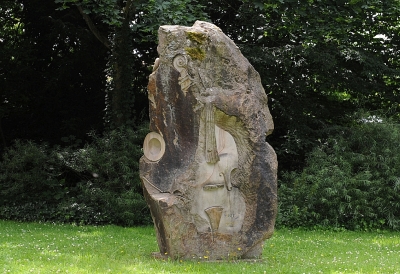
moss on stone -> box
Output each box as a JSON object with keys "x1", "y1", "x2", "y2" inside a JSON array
[
  {"x1": 185, "y1": 47, "x2": 206, "y2": 61},
  {"x1": 186, "y1": 31, "x2": 207, "y2": 44}
]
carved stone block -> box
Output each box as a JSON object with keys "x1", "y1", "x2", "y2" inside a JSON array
[{"x1": 140, "y1": 21, "x2": 277, "y2": 260}]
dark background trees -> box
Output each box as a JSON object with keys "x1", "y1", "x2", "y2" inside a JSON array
[
  {"x1": 1, "y1": 0, "x2": 399, "y2": 228},
  {"x1": 3, "y1": 0, "x2": 399, "y2": 161},
  {"x1": 1, "y1": 0, "x2": 207, "y2": 150},
  {"x1": 1, "y1": 0, "x2": 107, "y2": 149},
  {"x1": 206, "y1": 0, "x2": 400, "y2": 170}
]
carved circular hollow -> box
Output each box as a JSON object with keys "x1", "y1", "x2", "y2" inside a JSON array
[
  {"x1": 173, "y1": 54, "x2": 187, "y2": 71},
  {"x1": 143, "y1": 132, "x2": 166, "y2": 162}
]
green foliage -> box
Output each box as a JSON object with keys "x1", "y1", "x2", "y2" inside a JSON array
[
  {"x1": 53, "y1": 0, "x2": 208, "y2": 129},
  {"x1": 209, "y1": 0, "x2": 400, "y2": 172},
  {"x1": 0, "y1": 141, "x2": 65, "y2": 206},
  {"x1": 4, "y1": 0, "x2": 400, "y2": 173},
  {"x1": 55, "y1": 0, "x2": 122, "y2": 26},
  {"x1": 138, "y1": 0, "x2": 208, "y2": 37},
  {"x1": 1, "y1": 0, "x2": 107, "y2": 147},
  {"x1": 278, "y1": 112, "x2": 400, "y2": 230},
  {"x1": 73, "y1": 126, "x2": 151, "y2": 226},
  {"x1": 0, "y1": 125, "x2": 151, "y2": 226},
  {"x1": 0, "y1": 1, "x2": 26, "y2": 120}
]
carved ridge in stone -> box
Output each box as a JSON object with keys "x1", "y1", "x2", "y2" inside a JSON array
[{"x1": 204, "y1": 102, "x2": 219, "y2": 164}]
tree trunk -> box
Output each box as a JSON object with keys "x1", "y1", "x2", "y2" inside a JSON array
[
  {"x1": 0, "y1": 117, "x2": 6, "y2": 151},
  {"x1": 76, "y1": 3, "x2": 135, "y2": 129},
  {"x1": 109, "y1": 18, "x2": 135, "y2": 128}
]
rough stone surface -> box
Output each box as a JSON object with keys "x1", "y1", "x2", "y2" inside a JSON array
[{"x1": 140, "y1": 21, "x2": 278, "y2": 260}]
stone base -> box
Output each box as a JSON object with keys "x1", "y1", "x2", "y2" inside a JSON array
[{"x1": 151, "y1": 252, "x2": 266, "y2": 263}]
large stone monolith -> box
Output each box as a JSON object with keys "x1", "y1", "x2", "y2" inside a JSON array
[{"x1": 140, "y1": 21, "x2": 277, "y2": 260}]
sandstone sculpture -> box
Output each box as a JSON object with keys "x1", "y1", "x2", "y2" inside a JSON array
[{"x1": 140, "y1": 21, "x2": 277, "y2": 260}]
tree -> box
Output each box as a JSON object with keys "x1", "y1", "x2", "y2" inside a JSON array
[
  {"x1": 206, "y1": 0, "x2": 400, "y2": 171},
  {"x1": 0, "y1": 1, "x2": 27, "y2": 149},
  {"x1": 55, "y1": 0, "x2": 208, "y2": 128},
  {"x1": 1, "y1": 0, "x2": 108, "y2": 148},
  {"x1": 3, "y1": 0, "x2": 398, "y2": 172}
]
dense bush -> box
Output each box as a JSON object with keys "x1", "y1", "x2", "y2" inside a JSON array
[
  {"x1": 3, "y1": 111, "x2": 400, "y2": 231},
  {"x1": 0, "y1": 126, "x2": 151, "y2": 226},
  {"x1": 277, "y1": 112, "x2": 400, "y2": 230}
]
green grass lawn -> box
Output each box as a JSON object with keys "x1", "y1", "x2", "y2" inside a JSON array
[{"x1": 1, "y1": 220, "x2": 399, "y2": 273}]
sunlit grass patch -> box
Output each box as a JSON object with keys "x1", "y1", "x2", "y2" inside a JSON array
[
  {"x1": 0, "y1": 221, "x2": 156, "y2": 273},
  {"x1": 264, "y1": 229, "x2": 400, "y2": 273},
  {"x1": 1, "y1": 221, "x2": 400, "y2": 273}
]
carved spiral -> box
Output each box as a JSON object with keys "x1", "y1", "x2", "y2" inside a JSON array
[{"x1": 173, "y1": 54, "x2": 187, "y2": 71}]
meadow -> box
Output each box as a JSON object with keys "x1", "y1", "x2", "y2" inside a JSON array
[{"x1": 1, "y1": 220, "x2": 399, "y2": 273}]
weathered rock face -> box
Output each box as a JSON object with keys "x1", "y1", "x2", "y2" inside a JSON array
[{"x1": 140, "y1": 21, "x2": 277, "y2": 260}]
